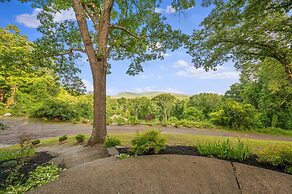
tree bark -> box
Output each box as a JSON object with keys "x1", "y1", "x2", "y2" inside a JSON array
[
  {"x1": 72, "y1": 0, "x2": 114, "y2": 145},
  {"x1": 283, "y1": 63, "x2": 292, "y2": 86}
]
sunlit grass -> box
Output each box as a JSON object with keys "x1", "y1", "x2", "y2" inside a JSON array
[{"x1": 1, "y1": 132, "x2": 292, "y2": 156}]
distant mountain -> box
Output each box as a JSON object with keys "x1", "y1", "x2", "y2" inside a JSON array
[{"x1": 111, "y1": 91, "x2": 189, "y2": 99}]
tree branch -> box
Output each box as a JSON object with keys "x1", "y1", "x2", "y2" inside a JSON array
[
  {"x1": 110, "y1": 25, "x2": 142, "y2": 39},
  {"x1": 38, "y1": 48, "x2": 85, "y2": 59}
]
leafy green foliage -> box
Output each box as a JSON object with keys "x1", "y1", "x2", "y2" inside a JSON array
[
  {"x1": 187, "y1": 0, "x2": 292, "y2": 83},
  {"x1": 31, "y1": 139, "x2": 41, "y2": 145},
  {"x1": 210, "y1": 100, "x2": 259, "y2": 129},
  {"x1": 197, "y1": 139, "x2": 252, "y2": 161},
  {"x1": 58, "y1": 135, "x2": 68, "y2": 142},
  {"x1": 116, "y1": 153, "x2": 131, "y2": 160},
  {"x1": 104, "y1": 137, "x2": 121, "y2": 148},
  {"x1": 257, "y1": 144, "x2": 292, "y2": 173},
  {"x1": 152, "y1": 94, "x2": 176, "y2": 121},
  {"x1": 131, "y1": 129, "x2": 166, "y2": 155},
  {"x1": 0, "y1": 147, "x2": 35, "y2": 163},
  {"x1": 32, "y1": 99, "x2": 78, "y2": 121},
  {"x1": 226, "y1": 60, "x2": 292, "y2": 129},
  {"x1": 75, "y1": 134, "x2": 85, "y2": 143},
  {"x1": 2, "y1": 164, "x2": 60, "y2": 193}
]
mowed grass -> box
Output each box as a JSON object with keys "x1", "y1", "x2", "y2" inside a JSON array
[{"x1": 1, "y1": 132, "x2": 290, "y2": 156}]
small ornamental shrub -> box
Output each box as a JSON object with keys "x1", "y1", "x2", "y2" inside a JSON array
[
  {"x1": 104, "y1": 137, "x2": 121, "y2": 148},
  {"x1": 257, "y1": 144, "x2": 292, "y2": 173},
  {"x1": 131, "y1": 129, "x2": 166, "y2": 155},
  {"x1": 197, "y1": 139, "x2": 252, "y2": 161},
  {"x1": 0, "y1": 122, "x2": 8, "y2": 130},
  {"x1": 58, "y1": 135, "x2": 68, "y2": 142},
  {"x1": 75, "y1": 134, "x2": 85, "y2": 143},
  {"x1": 31, "y1": 139, "x2": 41, "y2": 146}
]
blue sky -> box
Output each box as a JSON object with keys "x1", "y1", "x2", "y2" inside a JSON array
[{"x1": 0, "y1": 0, "x2": 240, "y2": 95}]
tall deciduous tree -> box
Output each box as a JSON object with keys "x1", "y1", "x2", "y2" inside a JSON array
[
  {"x1": 28, "y1": 0, "x2": 195, "y2": 145},
  {"x1": 186, "y1": 0, "x2": 292, "y2": 85}
]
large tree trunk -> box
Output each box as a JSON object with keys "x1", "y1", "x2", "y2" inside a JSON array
[
  {"x1": 72, "y1": 0, "x2": 114, "y2": 145},
  {"x1": 89, "y1": 61, "x2": 107, "y2": 145}
]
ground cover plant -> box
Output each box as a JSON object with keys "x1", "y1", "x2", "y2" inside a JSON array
[
  {"x1": 257, "y1": 144, "x2": 292, "y2": 174},
  {"x1": 1, "y1": 164, "x2": 60, "y2": 193},
  {"x1": 197, "y1": 139, "x2": 252, "y2": 161}
]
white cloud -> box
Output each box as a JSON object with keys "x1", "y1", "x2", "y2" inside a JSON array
[
  {"x1": 53, "y1": 8, "x2": 75, "y2": 22},
  {"x1": 154, "y1": 7, "x2": 164, "y2": 13},
  {"x1": 16, "y1": 8, "x2": 76, "y2": 28},
  {"x1": 162, "y1": 53, "x2": 171, "y2": 57},
  {"x1": 107, "y1": 87, "x2": 120, "y2": 96},
  {"x1": 15, "y1": 8, "x2": 41, "y2": 28},
  {"x1": 138, "y1": 74, "x2": 163, "y2": 79},
  {"x1": 82, "y1": 79, "x2": 93, "y2": 92},
  {"x1": 165, "y1": 5, "x2": 176, "y2": 14},
  {"x1": 173, "y1": 59, "x2": 189, "y2": 68},
  {"x1": 154, "y1": 5, "x2": 176, "y2": 14},
  {"x1": 135, "y1": 86, "x2": 182, "y2": 94},
  {"x1": 173, "y1": 60, "x2": 239, "y2": 80}
]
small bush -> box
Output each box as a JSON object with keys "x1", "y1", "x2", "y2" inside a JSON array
[
  {"x1": 104, "y1": 137, "x2": 121, "y2": 148},
  {"x1": 75, "y1": 134, "x2": 85, "y2": 143},
  {"x1": 116, "y1": 153, "x2": 131, "y2": 160},
  {"x1": 58, "y1": 135, "x2": 68, "y2": 142},
  {"x1": 257, "y1": 144, "x2": 292, "y2": 173},
  {"x1": 197, "y1": 139, "x2": 252, "y2": 161},
  {"x1": 0, "y1": 122, "x2": 8, "y2": 130},
  {"x1": 131, "y1": 129, "x2": 166, "y2": 155},
  {"x1": 31, "y1": 139, "x2": 41, "y2": 145}
]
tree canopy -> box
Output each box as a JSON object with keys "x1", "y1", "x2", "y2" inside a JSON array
[{"x1": 186, "y1": 0, "x2": 292, "y2": 85}]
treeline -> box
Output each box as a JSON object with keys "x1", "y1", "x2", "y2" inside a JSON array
[
  {"x1": 1, "y1": 26, "x2": 291, "y2": 131},
  {"x1": 1, "y1": 71, "x2": 291, "y2": 131}
]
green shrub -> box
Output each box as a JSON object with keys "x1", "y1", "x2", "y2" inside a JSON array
[
  {"x1": 32, "y1": 99, "x2": 78, "y2": 121},
  {"x1": 257, "y1": 144, "x2": 292, "y2": 173},
  {"x1": 197, "y1": 139, "x2": 252, "y2": 161},
  {"x1": 116, "y1": 153, "x2": 131, "y2": 160},
  {"x1": 104, "y1": 137, "x2": 121, "y2": 148},
  {"x1": 75, "y1": 134, "x2": 85, "y2": 143},
  {"x1": 31, "y1": 139, "x2": 41, "y2": 145},
  {"x1": 58, "y1": 135, "x2": 68, "y2": 142},
  {"x1": 209, "y1": 100, "x2": 259, "y2": 129},
  {"x1": 131, "y1": 129, "x2": 166, "y2": 155}
]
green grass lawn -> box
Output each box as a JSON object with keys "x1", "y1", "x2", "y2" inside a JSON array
[{"x1": 2, "y1": 132, "x2": 290, "y2": 156}]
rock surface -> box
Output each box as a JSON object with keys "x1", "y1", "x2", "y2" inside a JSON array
[{"x1": 29, "y1": 155, "x2": 292, "y2": 194}]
